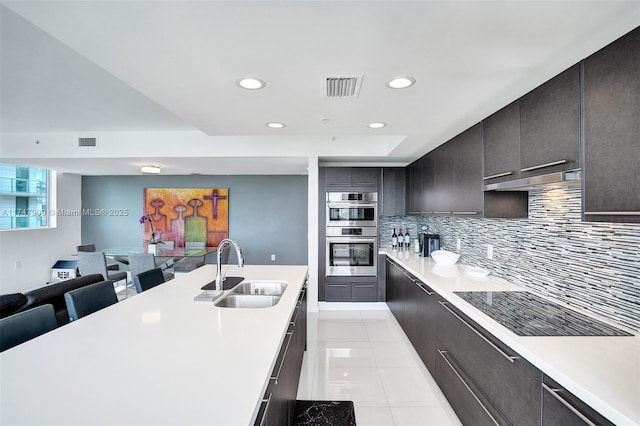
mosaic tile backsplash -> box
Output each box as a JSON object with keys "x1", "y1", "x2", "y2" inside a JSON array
[{"x1": 379, "y1": 184, "x2": 640, "y2": 332}]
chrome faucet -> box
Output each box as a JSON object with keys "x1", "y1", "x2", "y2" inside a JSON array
[{"x1": 215, "y1": 238, "x2": 244, "y2": 290}]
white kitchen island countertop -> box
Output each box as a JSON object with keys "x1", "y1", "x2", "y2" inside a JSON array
[
  {"x1": 0, "y1": 264, "x2": 309, "y2": 426},
  {"x1": 381, "y1": 248, "x2": 640, "y2": 426}
]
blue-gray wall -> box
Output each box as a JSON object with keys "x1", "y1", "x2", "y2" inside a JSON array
[{"x1": 81, "y1": 175, "x2": 308, "y2": 265}]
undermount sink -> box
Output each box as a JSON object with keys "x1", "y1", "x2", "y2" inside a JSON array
[
  {"x1": 230, "y1": 281, "x2": 288, "y2": 296},
  {"x1": 215, "y1": 294, "x2": 281, "y2": 308}
]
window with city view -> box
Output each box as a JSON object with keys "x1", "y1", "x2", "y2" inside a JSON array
[{"x1": 0, "y1": 162, "x2": 50, "y2": 230}]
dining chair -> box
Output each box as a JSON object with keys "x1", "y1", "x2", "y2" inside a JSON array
[
  {"x1": 129, "y1": 253, "x2": 174, "y2": 282},
  {"x1": 133, "y1": 268, "x2": 166, "y2": 293},
  {"x1": 0, "y1": 304, "x2": 58, "y2": 352},
  {"x1": 76, "y1": 252, "x2": 129, "y2": 296},
  {"x1": 64, "y1": 280, "x2": 118, "y2": 321},
  {"x1": 77, "y1": 243, "x2": 121, "y2": 270}
]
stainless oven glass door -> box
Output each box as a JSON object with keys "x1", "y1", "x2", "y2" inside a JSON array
[
  {"x1": 326, "y1": 203, "x2": 377, "y2": 227},
  {"x1": 326, "y1": 237, "x2": 378, "y2": 276}
]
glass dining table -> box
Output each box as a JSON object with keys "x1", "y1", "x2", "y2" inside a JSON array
[{"x1": 102, "y1": 246, "x2": 218, "y2": 264}]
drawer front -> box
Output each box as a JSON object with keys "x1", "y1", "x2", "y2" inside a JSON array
[
  {"x1": 434, "y1": 344, "x2": 506, "y2": 426},
  {"x1": 351, "y1": 282, "x2": 377, "y2": 302},
  {"x1": 325, "y1": 283, "x2": 351, "y2": 302},
  {"x1": 542, "y1": 376, "x2": 614, "y2": 426},
  {"x1": 438, "y1": 301, "x2": 541, "y2": 426}
]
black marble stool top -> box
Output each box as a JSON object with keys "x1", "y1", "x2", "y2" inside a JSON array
[{"x1": 293, "y1": 400, "x2": 356, "y2": 426}]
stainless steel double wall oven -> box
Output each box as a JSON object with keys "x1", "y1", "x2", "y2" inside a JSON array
[{"x1": 326, "y1": 192, "x2": 378, "y2": 276}]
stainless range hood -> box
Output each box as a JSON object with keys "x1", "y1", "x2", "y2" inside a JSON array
[{"x1": 483, "y1": 170, "x2": 581, "y2": 191}]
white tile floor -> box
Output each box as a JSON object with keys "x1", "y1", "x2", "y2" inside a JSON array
[{"x1": 298, "y1": 309, "x2": 461, "y2": 426}]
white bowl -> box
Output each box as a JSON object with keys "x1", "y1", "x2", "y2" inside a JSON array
[
  {"x1": 430, "y1": 250, "x2": 460, "y2": 265},
  {"x1": 460, "y1": 265, "x2": 491, "y2": 278}
]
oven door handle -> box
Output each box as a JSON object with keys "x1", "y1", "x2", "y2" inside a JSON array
[
  {"x1": 327, "y1": 203, "x2": 378, "y2": 210},
  {"x1": 326, "y1": 237, "x2": 377, "y2": 244}
]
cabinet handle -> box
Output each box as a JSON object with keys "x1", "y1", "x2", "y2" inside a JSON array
[
  {"x1": 584, "y1": 211, "x2": 640, "y2": 216},
  {"x1": 329, "y1": 284, "x2": 349, "y2": 287},
  {"x1": 290, "y1": 306, "x2": 300, "y2": 326},
  {"x1": 418, "y1": 285, "x2": 434, "y2": 296},
  {"x1": 258, "y1": 393, "x2": 273, "y2": 426},
  {"x1": 542, "y1": 383, "x2": 597, "y2": 426},
  {"x1": 395, "y1": 264, "x2": 417, "y2": 282},
  {"x1": 437, "y1": 350, "x2": 500, "y2": 426},
  {"x1": 452, "y1": 211, "x2": 479, "y2": 215},
  {"x1": 394, "y1": 263, "x2": 433, "y2": 295},
  {"x1": 354, "y1": 284, "x2": 374, "y2": 288},
  {"x1": 439, "y1": 301, "x2": 519, "y2": 363},
  {"x1": 433, "y1": 211, "x2": 451, "y2": 214},
  {"x1": 271, "y1": 332, "x2": 292, "y2": 384},
  {"x1": 520, "y1": 159, "x2": 567, "y2": 172},
  {"x1": 483, "y1": 171, "x2": 513, "y2": 180}
]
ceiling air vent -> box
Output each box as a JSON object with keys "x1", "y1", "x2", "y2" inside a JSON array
[
  {"x1": 323, "y1": 75, "x2": 363, "y2": 98},
  {"x1": 78, "y1": 137, "x2": 97, "y2": 147}
]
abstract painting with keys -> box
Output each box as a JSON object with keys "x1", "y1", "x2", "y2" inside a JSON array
[{"x1": 142, "y1": 188, "x2": 229, "y2": 248}]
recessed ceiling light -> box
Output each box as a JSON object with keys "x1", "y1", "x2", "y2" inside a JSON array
[
  {"x1": 141, "y1": 166, "x2": 161, "y2": 174},
  {"x1": 387, "y1": 77, "x2": 416, "y2": 89},
  {"x1": 237, "y1": 77, "x2": 266, "y2": 90},
  {"x1": 368, "y1": 122, "x2": 387, "y2": 129},
  {"x1": 266, "y1": 122, "x2": 285, "y2": 129}
]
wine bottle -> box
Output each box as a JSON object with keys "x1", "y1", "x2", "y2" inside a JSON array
[
  {"x1": 404, "y1": 227, "x2": 410, "y2": 248},
  {"x1": 397, "y1": 228, "x2": 403, "y2": 249},
  {"x1": 392, "y1": 228, "x2": 398, "y2": 248}
]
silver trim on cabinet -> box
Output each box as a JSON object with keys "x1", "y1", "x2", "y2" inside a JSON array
[
  {"x1": 584, "y1": 211, "x2": 640, "y2": 215},
  {"x1": 452, "y1": 211, "x2": 479, "y2": 215},
  {"x1": 271, "y1": 332, "x2": 292, "y2": 384},
  {"x1": 418, "y1": 284, "x2": 434, "y2": 296},
  {"x1": 520, "y1": 159, "x2": 567, "y2": 172},
  {"x1": 439, "y1": 301, "x2": 519, "y2": 363},
  {"x1": 258, "y1": 393, "x2": 273, "y2": 426},
  {"x1": 542, "y1": 383, "x2": 598, "y2": 426},
  {"x1": 483, "y1": 171, "x2": 513, "y2": 180},
  {"x1": 438, "y1": 349, "x2": 500, "y2": 426}
]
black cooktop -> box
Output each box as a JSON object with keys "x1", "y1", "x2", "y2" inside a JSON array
[{"x1": 454, "y1": 291, "x2": 632, "y2": 337}]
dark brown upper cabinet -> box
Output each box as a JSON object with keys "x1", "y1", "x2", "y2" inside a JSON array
[
  {"x1": 582, "y1": 27, "x2": 640, "y2": 223},
  {"x1": 452, "y1": 124, "x2": 483, "y2": 216},
  {"x1": 406, "y1": 154, "x2": 434, "y2": 214},
  {"x1": 483, "y1": 100, "x2": 521, "y2": 185},
  {"x1": 380, "y1": 168, "x2": 406, "y2": 216},
  {"x1": 325, "y1": 167, "x2": 378, "y2": 191},
  {"x1": 432, "y1": 143, "x2": 455, "y2": 214},
  {"x1": 519, "y1": 64, "x2": 581, "y2": 177},
  {"x1": 406, "y1": 159, "x2": 423, "y2": 214}
]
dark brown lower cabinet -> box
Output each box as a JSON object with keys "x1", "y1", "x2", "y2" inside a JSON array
[
  {"x1": 385, "y1": 257, "x2": 617, "y2": 426},
  {"x1": 385, "y1": 258, "x2": 405, "y2": 324},
  {"x1": 385, "y1": 257, "x2": 437, "y2": 372},
  {"x1": 325, "y1": 277, "x2": 378, "y2": 302},
  {"x1": 436, "y1": 300, "x2": 541, "y2": 426},
  {"x1": 255, "y1": 284, "x2": 307, "y2": 426},
  {"x1": 542, "y1": 375, "x2": 614, "y2": 426},
  {"x1": 434, "y1": 342, "x2": 507, "y2": 426},
  {"x1": 415, "y1": 281, "x2": 437, "y2": 373}
]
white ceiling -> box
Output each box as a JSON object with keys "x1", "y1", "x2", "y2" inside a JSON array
[{"x1": 1, "y1": 1, "x2": 638, "y2": 175}]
